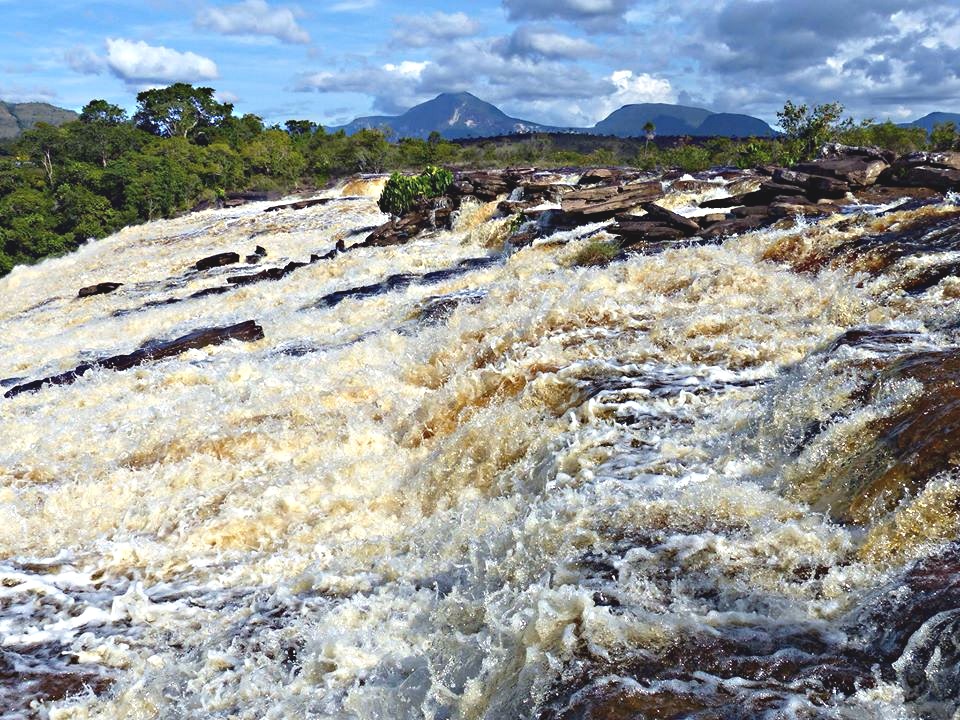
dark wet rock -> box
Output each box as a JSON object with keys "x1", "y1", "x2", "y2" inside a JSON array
[
  {"x1": 894, "y1": 151, "x2": 960, "y2": 171},
  {"x1": 732, "y1": 204, "x2": 775, "y2": 218},
  {"x1": 772, "y1": 168, "x2": 851, "y2": 199},
  {"x1": 894, "y1": 609, "x2": 960, "y2": 712},
  {"x1": 698, "y1": 215, "x2": 776, "y2": 239},
  {"x1": 639, "y1": 202, "x2": 700, "y2": 234},
  {"x1": 698, "y1": 212, "x2": 731, "y2": 226},
  {"x1": 805, "y1": 346, "x2": 960, "y2": 523},
  {"x1": 5, "y1": 320, "x2": 264, "y2": 398},
  {"x1": 611, "y1": 220, "x2": 687, "y2": 244},
  {"x1": 699, "y1": 194, "x2": 746, "y2": 209},
  {"x1": 449, "y1": 171, "x2": 514, "y2": 200},
  {"x1": 538, "y1": 622, "x2": 879, "y2": 719},
  {"x1": 853, "y1": 542, "x2": 960, "y2": 669},
  {"x1": 264, "y1": 197, "x2": 333, "y2": 213},
  {"x1": 416, "y1": 290, "x2": 487, "y2": 325},
  {"x1": 361, "y1": 196, "x2": 455, "y2": 248},
  {"x1": 194, "y1": 252, "x2": 241, "y2": 271},
  {"x1": 561, "y1": 181, "x2": 664, "y2": 219},
  {"x1": 826, "y1": 326, "x2": 920, "y2": 354},
  {"x1": 305, "y1": 256, "x2": 500, "y2": 311},
  {"x1": 228, "y1": 190, "x2": 281, "y2": 203},
  {"x1": 768, "y1": 201, "x2": 835, "y2": 218},
  {"x1": 189, "y1": 286, "x2": 234, "y2": 299},
  {"x1": 891, "y1": 166, "x2": 960, "y2": 193},
  {"x1": 78, "y1": 282, "x2": 123, "y2": 298},
  {"x1": 795, "y1": 157, "x2": 889, "y2": 188},
  {"x1": 222, "y1": 198, "x2": 247, "y2": 208},
  {"x1": 850, "y1": 185, "x2": 942, "y2": 208}
]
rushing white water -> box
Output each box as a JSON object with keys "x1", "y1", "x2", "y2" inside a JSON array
[{"x1": 1, "y1": 177, "x2": 959, "y2": 719}]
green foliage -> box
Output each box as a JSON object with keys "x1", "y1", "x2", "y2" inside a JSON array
[
  {"x1": 377, "y1": 165, "x2": 453, "y2": 217},
  {"x1": 571, "y1": 240, "x2": 620, "y2": 267},
  {"x1": 134, "y1": 83, "x2": 233, "y2": 140},
  {"x1": 930, "y1": 122, "x2": 959, "y2": 151},
  {"x1": 776, "y1": 100, "x2": 851, "y2": 161},
  {"x1": 838, "y1": 120, "x2": 927, "y2": 155}
]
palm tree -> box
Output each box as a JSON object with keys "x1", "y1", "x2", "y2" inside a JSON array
[{"x1": 643, "y1": 120, "x2": 656, "y2": 157}]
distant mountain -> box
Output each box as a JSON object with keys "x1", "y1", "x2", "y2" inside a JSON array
[
  {"x1": 904, "y1": 112, "x2": 960, "y2": 133},
  {"x1": 333, "y1": 92, "x2": 558, "y2": 140},
  {"x1": 333, "y1": 94, "x2": 775, "y2": 140},
  {"x1": 593, "y1": 103, "x2": 714, "y2": 136},
  {"x1": 592, "y1": 104, "x2": 775, "y2": 138},
  {"x1": 0, "y1": 101, "x2": 78, "y2": 139},
  {"x1": 696, "y1": 113, "x2": 777, "y2": 138}
]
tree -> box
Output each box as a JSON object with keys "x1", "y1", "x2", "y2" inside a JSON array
[
  {"x1": 776, "y1": 100, "x2": 850, "y2": 162},
  {"x1": 18, "y1": 123, "x2": 65, "y2": 187},
  {"x1": 642, "y1": 120, "x2": 655, "y2": 157},
  {"x1": 930, "y1": 122, "x2": 959, "y2": 151},
  {"x1": 79, "y1": 99, "x2": 128, "y2": 125},
  {"x1": 285, "y1": 119, "x2": 318, "y2": 137},
  {"x1": 133, "y1": 83, "x2": 233, "y2": 140}
]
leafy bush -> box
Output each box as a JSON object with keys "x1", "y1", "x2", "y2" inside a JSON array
[{"x1": 377, "y1": 165, "x2": 453, "y2": 216}]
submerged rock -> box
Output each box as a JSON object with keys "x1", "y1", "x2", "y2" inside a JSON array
[
  {"x1": 78, "y1": 282, "x2": 123, "y2": 298},
  {"x1": 194, "y1": 252, "x2": 241, "y2": 271},
  {"x1": 5, "y1": 320, "x2": 264, "y2": 398}
]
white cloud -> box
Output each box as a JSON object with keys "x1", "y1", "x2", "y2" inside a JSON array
[
  {"x1": 392, "y1": 12, "x2": 481, "y2": 47},
  {"x1": 382, "y1": 61, "x2": 429, "y2": 79},
  {"x1": 592, "y1": 70, "x2": 676, "y2": 120},
  {"x1": 105, "y1": 38, "x2": 219, "y2": 85},
  {"x1": 501, "y1": 25, "x2": 598, "y2": 59},
  {"x1": 196, "y1": 0, "x2": 310, "y2": 44}
]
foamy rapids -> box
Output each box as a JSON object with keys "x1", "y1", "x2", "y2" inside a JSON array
[{"x1": 2, "y1": 174, "x2": 960, "y2": 719}]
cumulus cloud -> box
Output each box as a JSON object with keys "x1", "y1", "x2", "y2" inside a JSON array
[
  {"x1": 196, "y1": 0, "x2": 310, "y2": 44},
  {"x1": 502, "y1": 0, "x2": 636, "y2": 29},
  {"x1": 685, "y1": 0, "x2": 960, "y2": 117},
  {"x1": 499, "y1": 25, "x2": 598, "y2": 59},
  {"x1": 104, "y1": 38, "x2": 219, "y2": 85},
  {"x1": 392, "y1": 12, "x2": 481, "y2": 47}
]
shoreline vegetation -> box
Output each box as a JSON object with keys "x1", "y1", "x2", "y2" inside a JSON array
[{"x1": 1, "y1": 83, "x2": 958, "y2": 277}]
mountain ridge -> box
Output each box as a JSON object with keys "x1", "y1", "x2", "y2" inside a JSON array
[
  {"x1": 0, "y1": 101, "x2": 78, "y2": 139},
  {"x1": 331, "y1": 93, "x2": 777, "y2": 140}
]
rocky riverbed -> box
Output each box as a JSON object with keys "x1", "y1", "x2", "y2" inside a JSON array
[{"x1": 1, "y1": 151, "x2": 960, "y2": 719}]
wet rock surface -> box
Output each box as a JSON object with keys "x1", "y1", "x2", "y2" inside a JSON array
[
  {"x1": 5, "y1": 320, "x2": 264, "y2": 397},
  {"x1": 78, "y1": 282, "x2": 123, "y2": 298}
]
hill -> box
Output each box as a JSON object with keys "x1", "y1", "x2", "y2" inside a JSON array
[
  {"x1": 905, "y1": 112, "x2": 960, "y2": 133},
  {"x1": 0, "y1": 101, "x2": 78, "y2": 139},
  {"x1": 334, "y1": 94, "x2": 775, "y2": 140},
  {"x1": 333, "y1": 92, "x2": 558, "y2": 140}
]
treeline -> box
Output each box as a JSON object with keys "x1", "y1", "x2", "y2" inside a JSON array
[{"x1": 1, "y1": 86, "x2": 959, "y2": 276}]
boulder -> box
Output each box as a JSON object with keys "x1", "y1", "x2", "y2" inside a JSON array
[
  {"x1": 78, "y1": 282, "x2": 122, "y2": 298},
  {"x1": 612, "y1": 221, "x2": 687, "y2": 243},
  {"x1": 195, "y1": 252, "x2": 240, "y2": 271},
  {"x1": 561, "y1": 181, "x2": 664, "y2": 219},
  {"x1": 819, "y1": 143, "x2": 896, "y2": 164},
  {"x1": 895, "y1": 151, "x2": 960, "y2": 171},
  {"x1": 794, "y1": 157, "x2": 888, "y2": 188},
  {"x1": 360, "y1": 197, "x2": 454, "y2": 248},
  {"x1": 577, "y1": 168, "x2": 617, "y2": 186},
  {"x1": 638, "y1": 203, "x2": 700, "y2": 235},
  {"x1": 882, "y1": 164, "x2": 960, "y2": 192},
  {"x1": 698, "y1": 215, "x2": 775, "y2": 239}
]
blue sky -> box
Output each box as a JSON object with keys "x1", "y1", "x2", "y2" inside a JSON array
[{"x1": 2, "y1": 0, "x2": 959, "y2": 128}]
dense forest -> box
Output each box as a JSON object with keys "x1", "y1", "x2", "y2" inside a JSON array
[{"x1": 1, "y1": 84, "x2": 958, "y2": 276}]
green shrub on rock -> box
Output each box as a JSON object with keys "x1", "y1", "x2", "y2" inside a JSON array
[{"x1": 377, "y1": 165, "x2": 453, "y2": 217}]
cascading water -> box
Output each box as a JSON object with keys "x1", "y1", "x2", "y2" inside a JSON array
[{"x1": 1, "y1": 176, "x2": 959, "y2": 719}]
